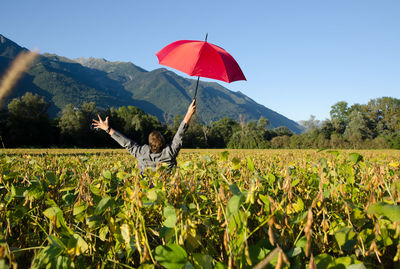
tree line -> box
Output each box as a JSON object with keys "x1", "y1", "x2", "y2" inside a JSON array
[{"x1": 0, "y1": 92, "x2": 399, "y2": 149}]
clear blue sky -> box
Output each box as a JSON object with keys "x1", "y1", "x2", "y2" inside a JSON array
[{"x1": 1, "y1": 0, "x2": 399, "y2": 122}]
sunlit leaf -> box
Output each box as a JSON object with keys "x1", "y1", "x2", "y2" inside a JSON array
[
  {"x1": 334, "y1": 227, "x2": 357, "y2": 251},
  {"x1": 116, "y1": 171, "x2": 127, "y2": 180},
  {"x1": 73, "y1": 202, "x2": 87, "y2": 216},
  {"x1": 214, "y1": 262, "x2": 228, "y2": 269},
  {"x1": 333, "y1": 256, "x2": 363, "y2": 267},
  {"x1": 227, "y1": 195, "x2": 245, "y2": 217},
  {"x1": 349, "y1": 153, "x2": 363, "y2": 164},
  {"x1": 69, "y1": 234, "x2": 89, "y2": 255},
  {"x1": 95, "y1": 197, "x2": 112, "y2": 214},
  {"x1": 163, "y1": 206, "x2": 177, "y2": 228},
  {"x1": 247, "y1": 156, "x2": 255, "y2": 172},
  {"x1": 147, "y1": 189, "x2": 158, "y2": 202},
  {"x1": 90, "y1": 183, "x2": 102, "y2": 196},
  {"x1": 120, "y1": 223, "x2": 130, "y2": 245},
  {"x1": 367, "y1": 202, "x2": 400, "y2": 222},
  {"x1": 43, "y1": 206, "x2": 61, "y2": 219},
  {"x1": 192, "y1": 253, "x2": 213, "y2": 269},
  {"x1": 138, "y1": 264, "x2": 155, "y2": 269},
  {"x1": 99, "y1": 226, "x2": 109, "y2": 241},
  {"x1": 314, "y1": 253, "x2": 334, "y2": 269},
  {"x1": 287, "y1": 247, "x2": 302, "y2": 258},
  {"x1": 231, "y1": 157, "x2": 241, "y2": 170},
  {"x1": 154, "y1": 244, "x2": 188, "y2": 269},
  {"x1": 347, "y1": 264, "x2": 366, "y2": 269},
  {"x1": 102, "y1": 170, "x2": 112, "y2": 180},
  {"x1": 219, "y1": 151, "x2": 229, "y2": 162}
]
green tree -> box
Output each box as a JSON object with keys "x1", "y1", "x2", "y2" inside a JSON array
[
  {"x1": 183, "y1": 115, "x2": 207, "y2": 148},
  {"x1": 289, "y1": 135, "x2": 303, "y2": 149},
  {"x1": 58, "y1": 102, "x2": 100, "y2": 146},
  {"x1": 366, "y1": 97, "x2": 400, "y2": 135},
  {"x1": 208, "y1": 117, "x2": 240, "y2": 148},
  {"x1": 227, "y1": 117, "x2": 270, "y2": 149},
  {"x1": 0, "y1": 109, "x2": 9, "y2": 148},
  {"x1": 320, "y1": 120, "x2": 334, "y2": 139},
  {"x1": 6, "y1": 92, "x2": 56, "y2": 147},
  {"x1": 330, "y1": 101, "x2": 349, "y2": 134},
  {"x1": 390, "y1": 133, "x2": 400, "y2": 149},
  {"x1": 270, "y1": 135, "x2": 290, "y2": 148},
  {"x1": 344, "y1": 110, "x2": 371, "y2": 140},
  {"x1": 330, "y1": 101, "x2": 349, "y2": 123},
  {"x1": 273, "y1": 126, "x2": 293, "y2": 137},
  {"x1": 330, "y1": 133, "x2": 347, "y2": 148},
  {"x1": 315, "y1": 133, "x2": 330, "y2": 149},
  {"x1": 369, "y1": 136, "x2": 390, "y2": 149}
]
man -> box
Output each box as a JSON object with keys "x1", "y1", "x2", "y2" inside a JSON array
[{"x1": 92, "y1": 99, "x2": 196, "y2": 171}]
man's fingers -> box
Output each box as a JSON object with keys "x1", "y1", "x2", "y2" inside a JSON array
[{"x1": 105, "y1": 116, "x2": 109, "y2": 123}]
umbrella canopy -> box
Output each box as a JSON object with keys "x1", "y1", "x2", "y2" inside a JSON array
[
  {"x1": 156, "y1": 38, "x2": 246, "y2": 99},
  {"x1": 156, "y1": 40, "x2": 246, "y2": 83}
]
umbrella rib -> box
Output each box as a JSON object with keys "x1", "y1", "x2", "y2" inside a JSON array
[
  {"x1": 190, "y1": 42, "x2": 206, "y2": 76},
  {"x1": 217, "y1": 52, "x2": 230, "y2": 82}
]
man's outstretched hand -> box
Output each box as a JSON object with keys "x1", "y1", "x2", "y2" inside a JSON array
[
  {"x1": 184, "y1": 99, "x2": 196, "y2": 124},
  {"x1": 92, "y1": 114, "x2": 113, "y2": 135}
]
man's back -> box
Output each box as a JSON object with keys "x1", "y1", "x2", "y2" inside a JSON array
[{"x1": 110, "y1": 121, "x2": 188, "y2": 171}]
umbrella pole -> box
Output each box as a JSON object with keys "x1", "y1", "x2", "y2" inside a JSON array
[
  {"x1": 193, "y1": 76, "x2": 200, "y2": 99},
  {"x1": 193, "y1": 34, "x2": 206, "y2": 100}
]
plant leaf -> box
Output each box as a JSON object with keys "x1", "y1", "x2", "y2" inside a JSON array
[
  {"x1": 367, "y1": 202, "x2": 400, "y2": 222},
  {"x1": 163, "y1": 206, "x2": 177, "y2": 228},
  {"x1": 227, "y1": 195, "x2": 245, "y2": 217},
  {"x1": 154, "y1": 244, "x2": 188, "y2": 269},
  {"x1": 95, "y1": 197, "x2": 112, "y2": 215}
]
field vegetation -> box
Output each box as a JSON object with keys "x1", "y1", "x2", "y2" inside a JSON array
[{"x1": 1, "y1": 149, "x2": 400, "y2": 268}]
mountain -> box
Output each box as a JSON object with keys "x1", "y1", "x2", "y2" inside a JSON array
[
  {"x1": 0, "y1": 34, "x2": 27, "y2": 58},
  {"x1": 0, "y1": 34, "x2": 304, "y2": 133}
]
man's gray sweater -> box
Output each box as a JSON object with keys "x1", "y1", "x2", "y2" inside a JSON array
[{"x1": 110, "y1": 121, "x2": 188, "y2": 171}]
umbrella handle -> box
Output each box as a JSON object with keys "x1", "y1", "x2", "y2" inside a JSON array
[{"x1": 193, "y1": 76, "x2": 200, "y2": 99}]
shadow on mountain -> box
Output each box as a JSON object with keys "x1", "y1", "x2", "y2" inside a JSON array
[
  {"x1": 201, "y1": 86, "x2": 236, "y2": 103},
  {"x1": 129, "y1": 99, "x2": 165, "y2": 120},
  {"x1": 162, "y1": 72, "x2": 191, "y2": 100},
  {"x1": 40, "y1": 57, "x2": 132, "y2": 99}
]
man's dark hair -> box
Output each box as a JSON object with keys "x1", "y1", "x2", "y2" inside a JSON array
[{"x1": 148, "y1": 131, "x2": 165, "y2": 153}]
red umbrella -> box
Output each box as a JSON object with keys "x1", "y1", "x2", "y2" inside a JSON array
[{"x1": 156, "y1": 35, "x2": 246, "y2": 98}]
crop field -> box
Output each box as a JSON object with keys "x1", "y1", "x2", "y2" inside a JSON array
[{"x1": 1, "y1": 148, "x2": 400, "y2": 268}]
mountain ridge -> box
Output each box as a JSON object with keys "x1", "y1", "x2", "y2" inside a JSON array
[{"x1": 0, "y1": 34, "x2": 304, "y2": 133}]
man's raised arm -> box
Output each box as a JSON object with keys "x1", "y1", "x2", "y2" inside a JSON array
[
  {"x1": 183, "y1": 99, "x2": 196, "y2": 124},
  {"x1": 92, "y1": 114, "x2": 143, "y2": 157},
  {"x1": 169, "y1": 99, "x2": 197, "y2": 157}
]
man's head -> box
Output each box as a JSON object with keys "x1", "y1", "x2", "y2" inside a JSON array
[{"x1": 148, "y1": 131, "x2": 165, "y2": 153}]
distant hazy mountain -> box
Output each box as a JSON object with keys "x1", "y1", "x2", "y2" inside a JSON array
[{"x1": 0, "y1": 34, "x2": 304, "y2": 133}]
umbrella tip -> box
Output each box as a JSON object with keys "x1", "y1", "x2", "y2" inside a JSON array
[{"x1": 205, "y1": 33, "x2": 208, "y2": 42}]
